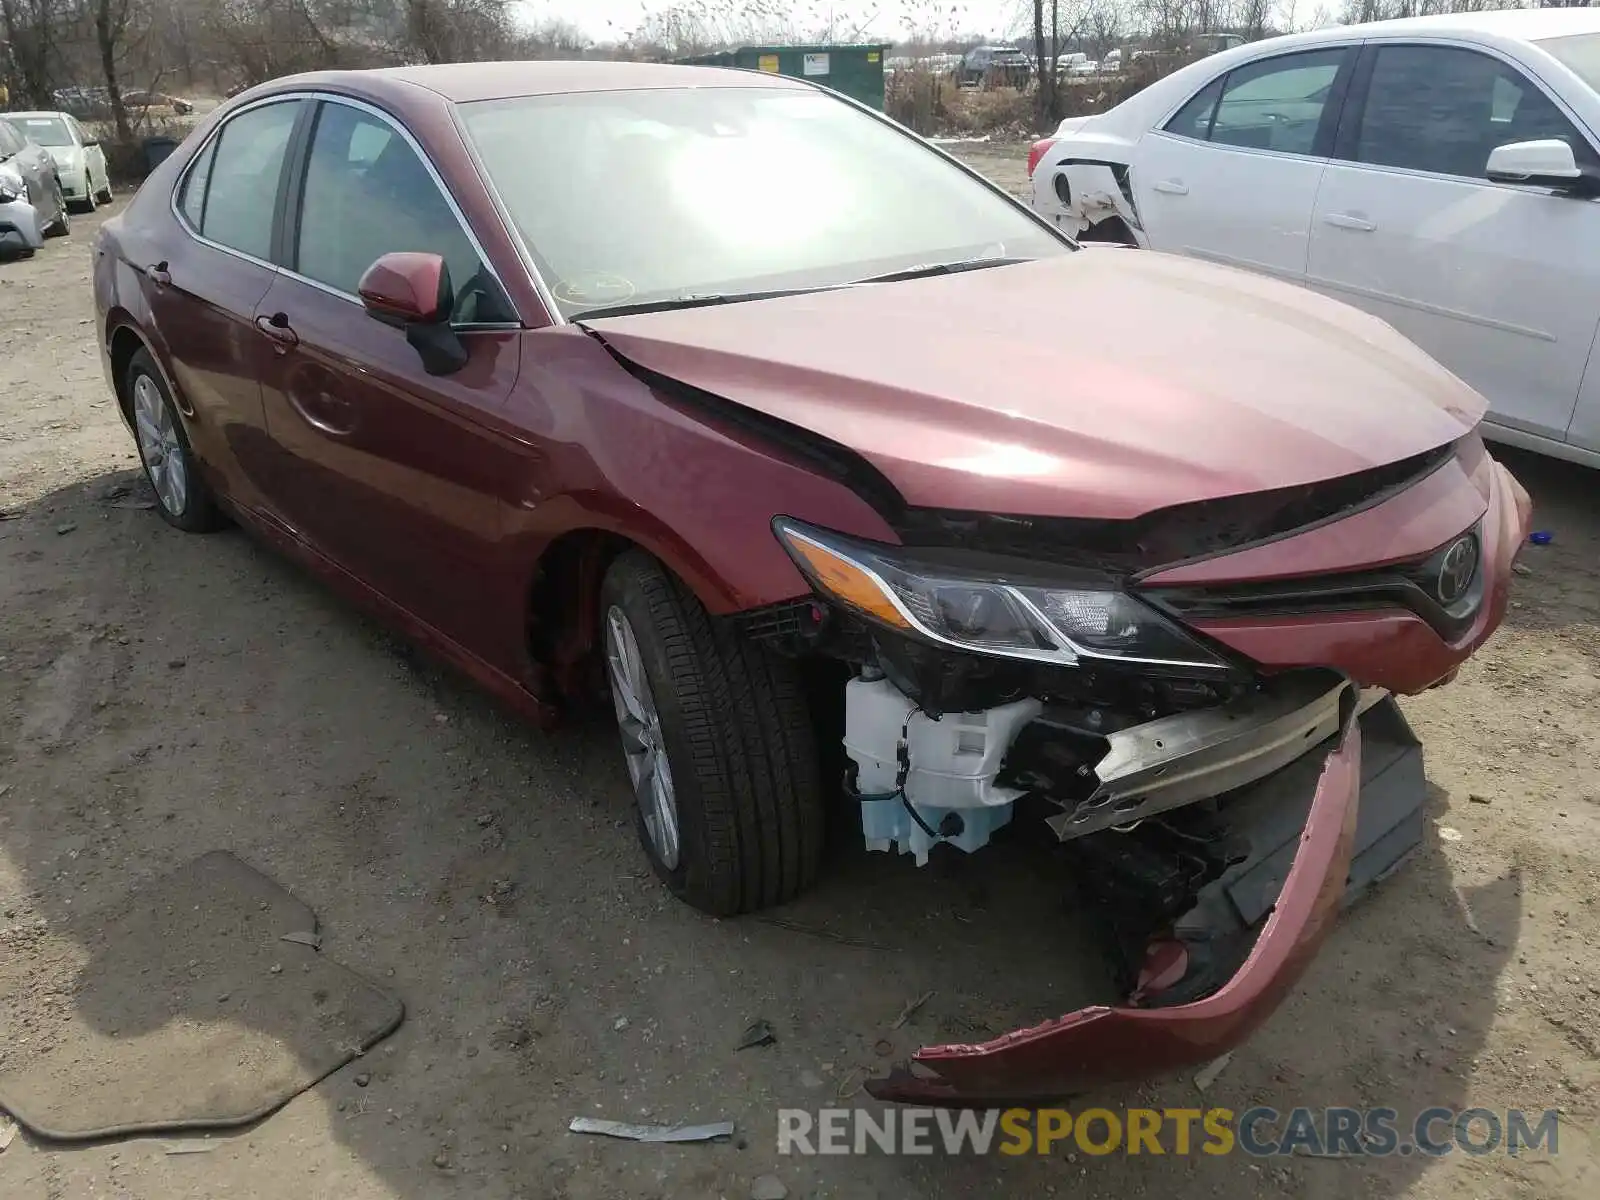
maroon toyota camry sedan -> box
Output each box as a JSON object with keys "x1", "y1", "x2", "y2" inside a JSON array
[{"x1": 92, "y1": 61, "x2": 1531, "y2": 1104}]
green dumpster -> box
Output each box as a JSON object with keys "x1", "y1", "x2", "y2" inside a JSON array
[{"x1": 676, "y1": 43, "x2": 892, "y2": 110}]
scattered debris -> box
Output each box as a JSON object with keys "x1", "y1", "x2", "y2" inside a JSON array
[
  {"x1": 1439, "y1": 827, "x2": 1464, "y2": 843},
  {"x1": 751, "y1": 1173, "x2": 789, "y2": 1200},
  {"x1": 1468, "y1": 793, "x2": 1492, "y2": 805},
  {"x1": 55, "y1": 522, "x2": 77, "y2": 535},
  {"x1": 834, "y1": 1066, "x2": 867, "y2": 1101},
  {"x1": 754, "y1": 915, "x2": 888, "y2": 951},
  {"x1": 1193, "y1": 1052, "x2": 1232, "y2": 1092},
  {"x1": 1528, "y1": 531, "x2": 1553, "y2": 545},
  {"x1": 1454, "y1": 887, "x2": 1481, "y2": 935},
  {"x1": 890, "y1": 990, "x2": 934, "y2": 1030},
  {"x1": 168, "y1": 658, "x2": 187, "y2": 670},
  {"x1": 569, "y1": 1116, "x2": 734, "y2": 1143},
  {"x1": 0, "y1": 784, "x2": 10, "y2": 799},
  {"x1": 216, "y1": 992, "x2": 230, "y2": 1003},
  {"x1": 0, "y1": 510, "x2": 22, "y2": 521},
  {"x1": 111, "y1": 499, "x2": 156, "y2": 510},
  {"x1": 432, "y1": 1148, "x2": 452, "y2": 1170},
  {"x1": 269, "y1": 963, "x2": 283, "y2": 974},
  {"x1": 280, "y1": 930, "x2": 322, "y2": 949},
  {"x1": 799, "y1": 1069, "x2": 825, "y2": 1090},
  {"x1": 354, "y1": 1073, "x2": 371, "y2": 1088},
  {"x1": 873, "y1": 1039, "x2": 894, "y2": 1058},
  {"x1": 101, "y1": 483, "x2": 131, "y2": 501},
  {"x1": 163, "y1": 1140, "x2": 217, "y2": 1155},
  {"x1": 476, "y1": 812, "x2": 496, "y2": 827},
  {"x1": 0, "y1": 1113, "x2": 17, "y2": 1152},
  {"x1": 1512, "y1": 562, "x2": 1533, "y2": 577},
  {"x1": 486, "y1": 879, "x2": 515, "y2": 905},
  {"x1": 613, "y1": 1015, "x2": 630, "y2": 1032},
  {"x1": 735, "y1": 1018, "x2": 776, "y2": 1051}
]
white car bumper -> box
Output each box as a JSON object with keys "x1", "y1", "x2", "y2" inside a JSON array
[{"x1": 0, "y1": 195, "x2": 45, "y2": 253}]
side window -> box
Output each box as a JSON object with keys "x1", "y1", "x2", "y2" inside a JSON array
[
  {"x1": 200, "y1": 100, "x2": 302, "y2": 260},
  {"x1": 0, "y1": 124, "x2": 20, "y2": 155},
  {"x1": 294, "y1": 101, "x2": 510, "y2": 323},
  {"x1": 178, "y1": 137, "x2": 218, "y2": 230},
  {"x1": 1164, "y1": 76, "x2": 1225, "y2": 140},
  {"x1": 1208, "y1": 49, "x2": 1346, "y2": 156},
  {"x1": 1355, "y1": 45, "x2": 1598, "y2": 178}
]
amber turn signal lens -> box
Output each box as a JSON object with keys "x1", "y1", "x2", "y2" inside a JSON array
[{"x1": 781, "y1": 532, "x2": 913, "y2": 632}]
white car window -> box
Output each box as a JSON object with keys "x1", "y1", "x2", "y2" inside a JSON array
[
  {"x1": 1354, "y1": 45, "x2": 1597, "y2": 179},
  {"x1": 1208, "y1": 49, "x2": 1346, "y2": 156}
]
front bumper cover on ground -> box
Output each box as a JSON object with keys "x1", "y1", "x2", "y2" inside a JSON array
[{"x1": 868, "y1": 690, "x2": 1426, "y2": 1105}]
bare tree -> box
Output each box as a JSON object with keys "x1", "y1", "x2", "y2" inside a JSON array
[{"x1": 1, "y1": 0, "x2": 64, "y2": 106}]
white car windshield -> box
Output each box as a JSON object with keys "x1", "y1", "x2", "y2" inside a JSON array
[
  {"x1": 1539, "y1": 32, "x2": 1600, "y2": 94},
  {"x1": 458, "y1": 86, "x2": 1067, "y2": 317},
  {"x1": 12, "y1": 116, "x2": 72, "y2": 147}
]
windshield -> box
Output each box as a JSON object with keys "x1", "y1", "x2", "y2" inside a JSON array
[
  {"x1": 1538, "y1": 32, "x2": 1600, "y2": 94},
  {"x1": 11, "y1": 116, "x2": 72, "y2": 147},
  {"x1": 458, "y1": 87, "x2": 1067, "y2": 317}
]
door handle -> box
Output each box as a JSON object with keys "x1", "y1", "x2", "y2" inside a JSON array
[
  {"x1": 254, "y1": 311, "x2": 300, "y2": 354},
  {"x1": 147, "y1": 261, "x2": 171, "y2": 287},
  {"x1": 1153, "y1": 178, "x2": 1189, "y2": 195},
  {"x1": 1323, "y1": 212, "x2": 1376, "y2": 232}
]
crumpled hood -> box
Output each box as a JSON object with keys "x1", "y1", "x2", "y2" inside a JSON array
[{"x1": 582, "y1": 252, "x2": 1484, "y2": 520}]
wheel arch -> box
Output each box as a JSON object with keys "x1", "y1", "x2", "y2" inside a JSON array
[{"x1": 521, "y1": 504, "x2": 765, "y2": 705}]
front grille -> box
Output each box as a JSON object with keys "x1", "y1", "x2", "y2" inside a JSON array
[{"x1": 1146, "y1": 526, "x2": 1485, "y2": 642}]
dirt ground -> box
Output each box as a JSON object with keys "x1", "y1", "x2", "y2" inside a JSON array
[{"x1": 1, "y1": 170, "x2": 1597, "y2": 1200}]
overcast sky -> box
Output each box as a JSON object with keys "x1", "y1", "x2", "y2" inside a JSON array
[{"x1": 518, "y1": 0, "x2": 1039, "y2": 43}]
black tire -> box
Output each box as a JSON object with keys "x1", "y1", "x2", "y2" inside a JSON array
[
  {"x1": 68, "y1": 196, "x2": 94, "y2": 215},
  {"x1": 601, "y1": 551, "x2": 825, "y2": 915},
  {"x1": 125, "y1": 348, "x2": 227, "y2": 533},
  {"x1": 96, "y1": 177, "x2": 114, "y2": 205},
  {"x1": 44, "y1": 181, "x2": 69, "y2": 237}
]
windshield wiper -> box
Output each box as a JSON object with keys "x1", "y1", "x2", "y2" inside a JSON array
[
  {"x1": 573, "y1": 287, "x2": 827, "y2": 322},
  {"x1": 849, "y1": 256, "x2": 1034, "y2": 285}
]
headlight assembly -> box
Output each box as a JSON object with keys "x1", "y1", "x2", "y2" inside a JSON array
[
  {"x1": 0, "y1": 174, "x2": 23, "y2": 205},
  {"x1": 773, "y1": 518, "x2": 1230, "y2": 672}
]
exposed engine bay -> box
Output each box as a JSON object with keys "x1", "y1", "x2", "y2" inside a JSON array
[{"x1": 738, "y1": 588, "x2": 1428, "y2": 1022}]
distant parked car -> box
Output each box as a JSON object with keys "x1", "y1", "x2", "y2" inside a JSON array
[
  {"x1": 53, "y1": 85, "x2": 112, "y2": 119},
  {"x1": 0, "y1": 116, "x2": 70, "y2": 254},
  {"x1": 3, "y1": 111, "x2": 112, "y2": 212},
  {"x1": 122, "y1": 89, "x2": 195, "y2": 116},
  {"x1": 959, "y1": 45, "x2": 1032, "y2": 88}
]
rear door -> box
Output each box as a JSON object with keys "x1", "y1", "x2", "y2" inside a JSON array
[
  {"x1": 252, "y1": 96, "x2": 526, "y2": 660},
  {"x1": 1307, "y1": 41, "x2": 1600, "y2": 442},
  {"x1": 146, "y1": 97, "x2": 306, "y2": 508},
  {"x1": 1132, "y1": 45, "x2": 1357, "y2": 281}
]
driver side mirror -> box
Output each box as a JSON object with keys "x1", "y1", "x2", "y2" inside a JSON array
[
  {"x1": 357, "y1": 251, "x2": 468, "y2": 376},
  {"x1": 1485, "y1": 138, "x2": 1600, "y2": 197}
]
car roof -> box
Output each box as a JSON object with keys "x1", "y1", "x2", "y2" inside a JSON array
[
  {"x1": 4, "y1": 111, "x2": 71, "y2": 120},
  {"x1": 1266, "y1": 8, "x2": 1600, "y2": 51},
  {"x1": 303, "y1": 60, "x2": 812, "y2": 105}
]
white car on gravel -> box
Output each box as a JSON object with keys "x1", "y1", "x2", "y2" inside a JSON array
[
  {"x1": 1028, "y1": 9, "x2": 1600, "y2": 467},
  {"x1": 2, "y1": 111, "x2": 113, "y2": 213}
]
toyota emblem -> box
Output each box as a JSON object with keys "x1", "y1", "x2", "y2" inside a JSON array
[{"x1": 1436, "y1": 535, "x2": 1479, "y2": 605}]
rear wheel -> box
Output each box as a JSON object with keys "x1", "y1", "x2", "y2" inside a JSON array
[
  {"x1": 600, "y1": 551, "x2": 825, "y2": 915},
  {"x1": 95, "y1": 172, "x2": 113, "y2": 205},
  {"x1": 126, "y1": 348, "x2": 226, "y2": 533}
]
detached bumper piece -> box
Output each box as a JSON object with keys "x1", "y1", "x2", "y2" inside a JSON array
[{"x1": 867, "y1": 691, "x2": 1425, "y2": 1106}]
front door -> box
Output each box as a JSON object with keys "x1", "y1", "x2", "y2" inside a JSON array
[
  {"x1": 252, "y1": 97, "x2": 528, "y2": 662},
  {"x1": 1307, "y1": 42, "x2": 1600, "y2": 442},
  {"x1": 1134, "y1": 46, "x2": 1354, "y2": 282}
]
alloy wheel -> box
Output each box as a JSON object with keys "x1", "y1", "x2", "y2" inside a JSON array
[
  {"x1": 604, "y1": 605, "x2": 681, "y2": 869},
  {"x1": 132, "y1": 373, "x2": 188, "y2": 516}
]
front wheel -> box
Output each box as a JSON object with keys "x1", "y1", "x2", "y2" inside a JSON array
[
  {"x1": 600, "y1": 552, "x2": 825, "y2": 915},
  {"x1": 44, "y1": 181, "x2": 69, "y2": 236}
]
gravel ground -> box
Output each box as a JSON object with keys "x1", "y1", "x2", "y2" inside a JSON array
[{"x1": 0, "y1": 164, "x2": 1596, "y2": 1199}]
